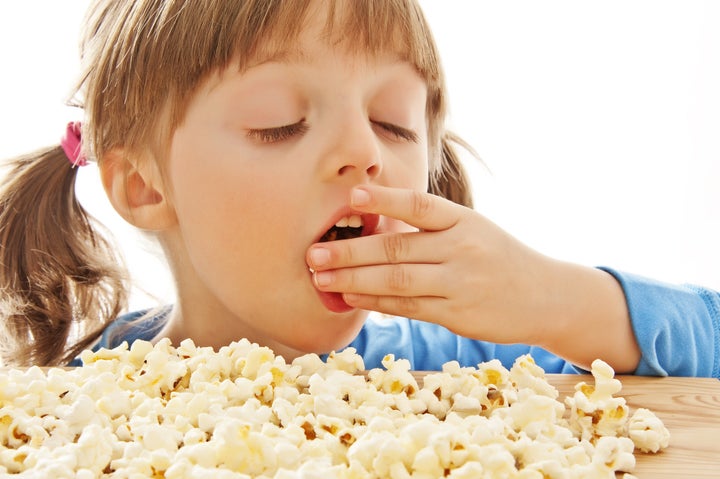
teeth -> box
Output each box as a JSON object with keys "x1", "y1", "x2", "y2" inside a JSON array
[{"x1": 335, "y1": 215, "x2": 363, "y2": 228}]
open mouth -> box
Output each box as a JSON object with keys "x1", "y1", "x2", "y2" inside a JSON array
[
  {"x1": 318, "y1": 214, "x2": 364, "y2": 243},
  {"x1": 312, "y1": 213, "x2": 377, "y2": 314}
]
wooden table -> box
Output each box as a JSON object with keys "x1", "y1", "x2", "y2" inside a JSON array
[{"x1": 549, "y1": 374, "x2": 720, "y2": 477}]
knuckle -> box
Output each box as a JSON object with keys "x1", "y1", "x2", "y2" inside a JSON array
[
  {"x1": 345, "y1": 269, "x2": 358, "y2": 290},
  {"x1": 386, "y1": 264, "x2": 411, "y2": 292},
  {"x1": 394, "y1": 295, "x2": 420, "y2": 316},
  {"x1": 410, "y1": 190, "x2": 433, "y2": 219},
  {"x1": 341, "y1": 241, "x2": 354, "y2": 264},
  {"x1": 382, "y1": 233, "x2": 407, "y2": 264}
]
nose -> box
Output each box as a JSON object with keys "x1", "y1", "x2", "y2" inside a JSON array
[
  {"x1": 337, "y1": 156, "x2": 381, "y2": 178},
  {"x1": 322, "y1": 118, "x2": 382, "y2": 183}
]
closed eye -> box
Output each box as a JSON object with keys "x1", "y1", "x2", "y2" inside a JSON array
[
  {"x1": 246, "y1": 120, "x2": 309, "y2": 143},
  {"x1": 372, "y1": 120, "x2": 419, "y2": 143}
]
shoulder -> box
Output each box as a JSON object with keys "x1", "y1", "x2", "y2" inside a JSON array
[
  {"x1": 102, "y1": 306, "x2": 172, "y2": 348},
  {"x1": 69, "y1": 306, "x2": 172, "y2": 366}
]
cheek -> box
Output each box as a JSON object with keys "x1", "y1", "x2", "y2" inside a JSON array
[
  {"x1": 390, "y1": 143, "x2": 430, "y2": 192},
  {"x1": 383, "y1": 145, "x2": 430, "y2": 234},
  {"x1": 177, "y1": 171, "x2": 288, "y2": 247},
  {"x1": 166, "y1": 139, "x2": 301, "y2": 283}
]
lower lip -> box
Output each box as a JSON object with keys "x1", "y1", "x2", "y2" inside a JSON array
[{"x1": 317, "y1": 290, "x2": 354, "y2": 313}]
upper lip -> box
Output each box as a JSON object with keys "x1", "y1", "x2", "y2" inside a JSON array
[{"x1": 314, "y1": 206, "x2": 380, "y2": 244}]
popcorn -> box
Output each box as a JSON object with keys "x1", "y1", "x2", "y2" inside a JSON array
[
  {"x1": 0, "y1": 344, "x2": 668, "y2": 477},
  {"x1": 565, "y1": 358, "x2": 630, "y2": 440},
  {"x1": 509, "y1": 355, "x2": 560, "y2": 400},
  {"x1": 628, "y1": 407, "x2": 670, "y2": 453}
]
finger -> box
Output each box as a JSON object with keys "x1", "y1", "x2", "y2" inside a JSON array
[
  {"x1": 341, "y1": 293, "x2": 447, "y2": 322},
  {"x1": 312, "y1": 263, "x2": 450, "y2": 298},
  {"x1": 307, "y1": 230, "x2": 445, "y2": 271},
  {"x1": 350, "y1": 184, "x2": 464, "y2": 232}
]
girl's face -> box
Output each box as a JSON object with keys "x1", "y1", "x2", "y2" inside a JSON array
[{"x1": 162, "y1": 7, "x2": 429, "y2": 359}]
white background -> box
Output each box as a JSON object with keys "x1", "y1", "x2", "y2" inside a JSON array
[{"x1": 1, "y1": 1, "x2": 719, "y2": 310}]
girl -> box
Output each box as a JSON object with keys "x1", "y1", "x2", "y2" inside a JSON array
[{"x1": 0, "y1": 0, "x2": 717, "y2": 379}]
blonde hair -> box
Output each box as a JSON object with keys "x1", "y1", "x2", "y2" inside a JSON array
[{"x1": 0, "y1": 0, "x2": 474, "y2": 366}]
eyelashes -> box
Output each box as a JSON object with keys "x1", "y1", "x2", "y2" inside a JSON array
[
  {"x1": 371, "y1": 120, "x2": 419, "y2": 143},
  {"x1": 246, "y1": 119, "x2": 419, "y2": 144},
  {"x1": 246, "y1": 120, "x2": 311, "y2": 143}
]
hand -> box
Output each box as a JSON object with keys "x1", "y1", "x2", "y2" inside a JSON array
[
  {"x1": 306, "y1": 184, "x2": 553, "y2": 346},
  {"x1": 306, "y1": 184, "x2": 639, "y2": 372}
]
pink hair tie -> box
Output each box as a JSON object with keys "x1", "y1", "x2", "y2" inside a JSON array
[{"x1": 60, "y1": 121, "x2": 88, "y2": 167}]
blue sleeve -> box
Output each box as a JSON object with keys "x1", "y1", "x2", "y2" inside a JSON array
[
  {"x1": 599, "y1": 267, "x2": 720, "y2": 378},
  {"x1": 347, "y1": 314, "x2": 579, "y2": 373}
]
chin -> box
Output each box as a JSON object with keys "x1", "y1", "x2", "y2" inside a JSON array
[{"x1": 289, "y1": 309, "x2": 369, "y2": 355}]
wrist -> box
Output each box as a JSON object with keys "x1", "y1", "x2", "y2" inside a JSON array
[{"x1": 533, "y1": 259, "x2": 639, "y2": 373}]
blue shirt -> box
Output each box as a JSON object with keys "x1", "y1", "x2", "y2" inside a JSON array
[{"x1": 75, "y1": 268, "x2": 720, "y2": 378}]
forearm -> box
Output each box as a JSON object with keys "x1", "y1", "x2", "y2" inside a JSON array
[{"x1": 533, "y1": 258, "x2": 640, "y2": 373}]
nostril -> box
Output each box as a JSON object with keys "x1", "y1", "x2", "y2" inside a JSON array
[
  {"x1": 338, "y1": 163, "x2": 380, "y2": 177},
  {"x1": 366, "y1": 164, "x2": 380, "y2": 177}
]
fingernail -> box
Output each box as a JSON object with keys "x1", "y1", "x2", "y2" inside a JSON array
[
  {"x1": 351, "y1": 187, "x2": 371, "y2": 207},
  {"x1": 309, "y1": 247, "x2": 330, "y2": 267},
  {"x1": 343, "y1": 293, "x2": 360, "y2": 304},
  {"x1": 314, "y1": 271, "x2": 333, "y2": 287}
]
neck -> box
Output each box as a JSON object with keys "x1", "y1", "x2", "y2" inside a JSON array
[{"x1": 159, "y1": 303, "x2": 309, "y2": 364}]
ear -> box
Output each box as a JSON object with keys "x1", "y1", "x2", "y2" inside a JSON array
[{"x1": 99, "y1": 148, "x2": 177, "y2": 230}]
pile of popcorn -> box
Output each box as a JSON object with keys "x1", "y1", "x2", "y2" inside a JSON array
[{"x1": 1, "y1": 338, "x2": 669, "y2": 478}]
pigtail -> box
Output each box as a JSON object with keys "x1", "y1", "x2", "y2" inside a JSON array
[
  {"x1": 428, "y1": 131, "x2": 480, "y2": 209},
  {"x1": 0, "y1": 147, "x2": 127, "y2": 366}
]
